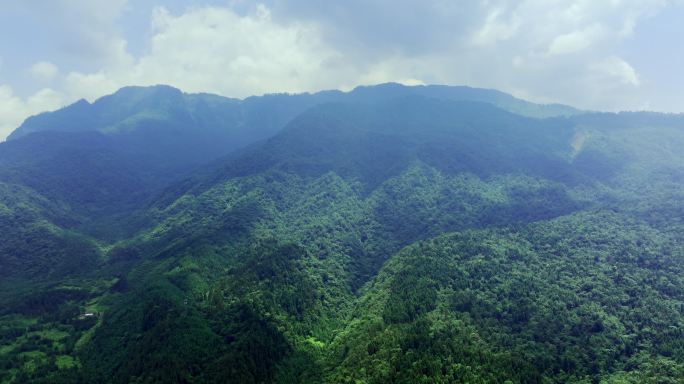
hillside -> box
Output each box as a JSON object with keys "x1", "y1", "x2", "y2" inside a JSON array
[{"x1": 0, "y1": 84, "x2": 683, "y2": 383}]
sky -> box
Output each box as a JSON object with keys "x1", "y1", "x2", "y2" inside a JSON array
[{"x1": 1, "y1": 0, "x2": 684, "y2": 140}]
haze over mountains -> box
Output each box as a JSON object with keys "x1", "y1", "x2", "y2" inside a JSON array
[{"x1": 1, "y1": 83, "x2": 684, "y2": 383}]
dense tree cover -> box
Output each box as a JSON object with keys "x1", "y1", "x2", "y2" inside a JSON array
[
  {"x1": 0, "y1": 181, "x2": 101, "y2": 279},
  {"x1": 1, "y1": 84, "x2": 684, "y2": 383},
  {"x1": 326, "y1": 211, "x2": 684, "y2": 383}
]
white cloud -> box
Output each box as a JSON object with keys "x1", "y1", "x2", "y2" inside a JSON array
[
  {"x1": 592, "y1": 56, "x2": 640, "y2": 86},
  {"x1": 547, "y1": 24, "x2": 606, "y2": 55},
  {"x1": 0, "y1": 86, "x2": 65, "y2": 140},
  {"x1": 471, "y1": 8, "x2": 521, "y2": 46},
  {"x1": 64, "y1": 5, "x2": 347, "y2": 99},
  {"x1": 30, "y1": 61, "x2": 59, "y2": 80}
]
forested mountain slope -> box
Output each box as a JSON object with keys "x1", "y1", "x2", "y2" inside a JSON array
[{"x1": 0, "y1": 84, "x2": 683, "y2": 383}]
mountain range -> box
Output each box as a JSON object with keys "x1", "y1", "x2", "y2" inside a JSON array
[{"x1": 1, "y1": 83, "x2": 683, "y2": 383}]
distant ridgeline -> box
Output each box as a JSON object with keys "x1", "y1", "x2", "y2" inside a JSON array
[{"x1": 1, "y1": 83, "x2": 684, "y2": 383}]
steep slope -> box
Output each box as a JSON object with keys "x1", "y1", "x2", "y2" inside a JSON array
[
  {"x1": 1, "y1": 83, "x2": 582, "y2": 241},
  {"x1": 1, "y1": 84, "x2": 683, "y2": 384},
  {"x1": 0, "y1": 86, "x2": 336, "y2": 244},
  {"x1": 0, "y1": 131, "x2": 153, "y2": 214},
  {"x1": 8, "y1": 85, "x2": 312, "y2": 168},
  {"x1": 201, "y1": 97, "x2": 579, "y2": 187},
  {"x1": 147, "y1": 97, "x2": 585, "y2": 279},
  {"x1": 327, "y1": 211, "x2": 684, "y2": 383},
  {"x1": 55, "y1": 98, "x2": 591, "y2": 383}
]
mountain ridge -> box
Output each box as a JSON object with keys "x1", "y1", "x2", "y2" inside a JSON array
[{"x1": 7, "y1": 82, "x2": 581, "y2": 141}]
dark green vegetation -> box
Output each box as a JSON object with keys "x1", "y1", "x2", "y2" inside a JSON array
[{"x1": 1, "y1": 83, "x2": 683, "y2": 383}]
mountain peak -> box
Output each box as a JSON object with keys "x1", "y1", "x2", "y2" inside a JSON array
[
  {"x1": 8, "y1": 85, "x2": 189, "y2": 141},
  {"x1": 106, "y1": 84, "x2": 183, "y2": 99}
]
